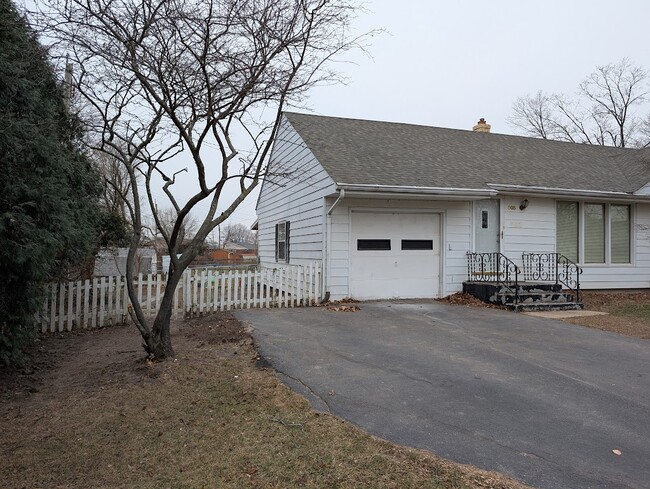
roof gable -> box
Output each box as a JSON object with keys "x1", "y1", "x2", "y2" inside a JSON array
[{"x1": 284, "y1": 112, "x2": 650, "y2": 194}]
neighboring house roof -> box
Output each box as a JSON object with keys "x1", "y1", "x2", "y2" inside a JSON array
[
  {"x1": 284, "y1": 112, "x2": 650, "y2": 194},
  {"x1": 223, "y1": 240, "x2": 256, "y2": 251}
]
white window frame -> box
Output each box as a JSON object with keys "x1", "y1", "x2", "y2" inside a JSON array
[{"x1": 275, "y1": 221, "x2": 289, "y2": 263}]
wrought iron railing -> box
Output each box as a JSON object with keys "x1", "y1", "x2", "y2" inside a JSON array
[
  {"x1": 466, "y1": 252, "x2": 520, "y2": 304},
  {"x1": 522, "y1": 253, "x2": 582, "y2": 302}
]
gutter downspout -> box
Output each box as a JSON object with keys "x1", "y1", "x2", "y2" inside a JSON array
[
  {"x1": 327, "y1": 188, "x2": 346, "y2": 216},
  {"x1": 323, "y1": 189, "x2": 345, "y2": 301}
]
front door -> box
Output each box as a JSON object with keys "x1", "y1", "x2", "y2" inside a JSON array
[{"x1": 474, "y1": 199, "x2": 500, "y2": 253}]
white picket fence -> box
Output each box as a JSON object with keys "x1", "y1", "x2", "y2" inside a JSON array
[{"x1": 37, "y1": 263, "x2": 322, "y2": 333}]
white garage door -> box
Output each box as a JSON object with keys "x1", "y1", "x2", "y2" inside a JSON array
[{"x1": 349, "y1": 211, "x2": 441, "y2": 300}]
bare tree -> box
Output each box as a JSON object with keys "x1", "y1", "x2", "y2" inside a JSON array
[
  {"x1": 94, "y1": 150, "x2": 134, "y2": 221},
  {"x1": 509, "y1": 59, "x2": 650, "y2": 148},
  {"x1": 156, "y1": 208, "x2": 198, "y2": 243},
  {"x1": 36, "y1": 0, "x2": 369, "y2": 359},
  {"x1": 222, "y1": 223, "x2": 257, "y2": 247},
  {"x1": 148, "y1": 207, "x2": 199, "y2": 258}
]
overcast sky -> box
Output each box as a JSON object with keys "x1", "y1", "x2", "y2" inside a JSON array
[{"x1": 223, "y1": 0, "x2": 650, "y2": 227}]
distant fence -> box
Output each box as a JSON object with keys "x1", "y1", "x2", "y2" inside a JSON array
[{"x1": 37, "y1": 263, "x2": 322, "y2": 333}]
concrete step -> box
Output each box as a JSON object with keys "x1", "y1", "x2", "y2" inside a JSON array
[{"x1": 508, "y1": 302, "x2": 584, "y2": 312}]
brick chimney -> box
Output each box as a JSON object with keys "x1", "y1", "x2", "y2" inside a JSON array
[{"x1": 472, "y1": 118, "x2": 491, "y2": 133}]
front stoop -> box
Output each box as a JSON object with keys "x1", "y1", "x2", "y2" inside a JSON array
[{"x1": 463, "y1": 281, "x2": 584, "y2": 312}]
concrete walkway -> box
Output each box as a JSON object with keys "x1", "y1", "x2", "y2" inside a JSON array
[{"x1": 236, "y1": 302, "x2": 650, "y2": 489}]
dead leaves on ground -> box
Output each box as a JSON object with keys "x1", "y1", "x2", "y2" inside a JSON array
[{"x1": 318, "y1": 298, "x2": 360, "y2": 312}]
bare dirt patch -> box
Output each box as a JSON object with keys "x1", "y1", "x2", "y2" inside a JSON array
[{"x1": 1, "y1": 314, "x2": 531, "y2": 489}]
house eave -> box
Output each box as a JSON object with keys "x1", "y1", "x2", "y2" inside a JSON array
[
  {"x1": 336, "y1": 183, "x2": 497, "y2": 200},
  {"x1": 487, "y1": 183, "x2": 650, "y2": 202},
  {"x1": 333, "y1": 182, "x2": 650, "y2": 203}
]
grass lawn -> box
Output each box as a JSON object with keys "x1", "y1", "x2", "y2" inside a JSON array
[
  {"x1": 611, "y1": 302, "x2": 650, "y2": 320},
  {"x1": 0, "y1": 314, "x2": 530, "y2": 489}
]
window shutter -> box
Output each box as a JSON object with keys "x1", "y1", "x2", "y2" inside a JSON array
[
  {"x1": 611, "y1": 205, "x2": 630, "y2": 263},
  {"x1": 556, "y1": 201, "x2": 579, "y2": 262},
  {"x1": 285, "y1": 221, "x2": 290, "y2": 263},
  {"x1": 275, "y1": 223, "x2": 279, "y2": 262}
]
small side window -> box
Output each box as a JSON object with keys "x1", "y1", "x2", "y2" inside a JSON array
[
  {"x1": 481, "y1": 210, "x2": 489, "y2": 229},
  {"x1": 275, "y1": 221, "x2": 290, "y2": 262},
  {"x1": 357, "y1": 239, "x2": 391, "y2": 251}
]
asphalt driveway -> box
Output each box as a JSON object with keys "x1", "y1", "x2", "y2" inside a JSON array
[{"x1": 235, "y1": 302, "x2": 650, "y2": 489}]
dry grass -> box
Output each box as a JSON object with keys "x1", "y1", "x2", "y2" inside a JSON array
[
  {"x1": 0, "y1": 315, "x2": 531, "y2": 489},
  {"x1": 564, "y1": 290, "x2": 650, "y2": 339},
  {"x1": 437, "y1": 290, "x2": 650, "y2": 340}
]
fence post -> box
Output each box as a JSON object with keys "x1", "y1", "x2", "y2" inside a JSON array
[
  {"x1": 316, "y1": 263, "x2": 322, "y2": 304},
  {"x1": 41, "y1": 285, "x2": 49, "y2": 333},
  {"x1": 296, "y1": 266, "x2": 302, "y2": 306},
  {"x1": 108, "y1": 276, "x2": 115, "y2": 326},
  {"x1": 233, "y1": 270, "x2": 239, "y2": 311}
]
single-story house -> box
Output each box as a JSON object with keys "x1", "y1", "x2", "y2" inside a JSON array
[{"x1": 256, "y1": 112, "x2": 650, "y2": 301}]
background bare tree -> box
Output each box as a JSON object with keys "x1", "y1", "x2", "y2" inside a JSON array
[
  {"x1": 94, "y1": 150, "x2": 134, "y2": 221},
  {"x1": 37, "y1": 0, "x2": 368, "y2": 359},
  {"x1": 222, "y1": 223, "x2": 257, "y2": 247},
  {"x1": 509, "y1": 58, "x2": 650, "y2": 148},
  {"x1": 148, "y1": 208, "x2": 199, "y2": 256}
]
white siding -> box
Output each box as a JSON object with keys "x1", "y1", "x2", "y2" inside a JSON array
[
  {"x1": 501, "y1": 196, "x2": 556, "y2": 264},
  {"x1": 256, "y1": 116, "x2": 336, "y2": 268},
  {"x1": 328, "y1": 198, "x2": 471, "y2": 300}
]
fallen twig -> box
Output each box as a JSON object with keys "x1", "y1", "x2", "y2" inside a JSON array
[{"x1": 271, "y1": 417, "x2": 305, "y2": 430}]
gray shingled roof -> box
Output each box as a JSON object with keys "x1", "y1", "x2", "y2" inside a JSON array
[{"x1": 284, "y1": 112, "x2": 650, "y2": 193}]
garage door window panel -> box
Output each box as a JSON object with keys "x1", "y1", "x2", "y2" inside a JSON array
[
  {"x1": 357, "y1": 239, "x2": 391, "y2": 251},
  {"x1": 401, "y1": 239, "x2": 433, "y2": 250}
]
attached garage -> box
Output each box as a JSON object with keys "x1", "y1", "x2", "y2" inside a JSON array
[{"x1": 349, "y1": 210, "x2": 441, "y2": 300}]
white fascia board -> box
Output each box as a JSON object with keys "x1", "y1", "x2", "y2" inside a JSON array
[
  {"x1": 336, "y1": 183, "x2": 497, "y2": 200},
  {"x1": 487, "y1": 183, "x2": 650, "y2": 202}
]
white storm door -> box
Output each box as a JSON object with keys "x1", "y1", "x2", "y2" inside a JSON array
[
  {"x1": 349, "y1": 211, "x2": 440, "y2": 300},
  {"x1": 474, "y1": 199, "x2": 500, "y2": 253}
]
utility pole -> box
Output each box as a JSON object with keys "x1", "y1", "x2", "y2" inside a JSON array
[{"x1": 64, "y1": 56, "x2": 74, "y2": 108}]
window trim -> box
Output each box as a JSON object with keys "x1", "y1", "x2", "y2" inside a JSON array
[
  {"x1": 556, "y1": 201, "x2": 633, "y2": 266},
  {"x1": 275, "y1": 221, "x2": 290, "y2": 263}
]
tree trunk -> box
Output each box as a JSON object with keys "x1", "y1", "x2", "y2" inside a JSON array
[{"x1": 146, "y1": 270, "x2": 183, "y2": 360}]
